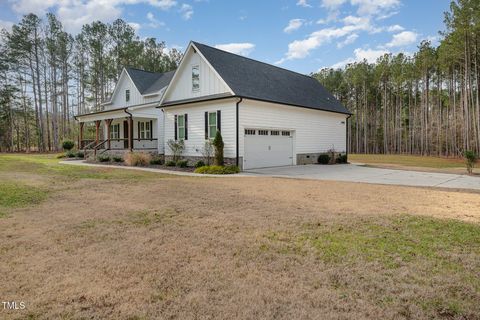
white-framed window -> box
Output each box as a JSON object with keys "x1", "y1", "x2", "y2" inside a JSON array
[
  {"x1": 245, "y1": 129, "x2": 256, "y2": 135},
  {"x1": 177, "y1": 115, "x2": 185, "y2": 140},
  {"x1": 192, "y1": 65, "x2": 200, "y2": 91},
  {"x1": 208, "y1": 112, "x2": 217, "y2": 139},
  {"x1": 126, "y1": 89, "x2": 130, "y2": 102},
  {"x1": 270, "y1": 130, "x2": 280, "y2": 136},
  {"x1": 139, "y1": 121, "x2": 151, "y2": 139},
  {"x1": 282, "y1": 131, "x2": 291, "y2": 136},
  {"x1": 258, "y1": 130, "x2": 269, "y2": 135},
  {"x1": 110, "y1": 124, "x2": 120, "y2": 139}
]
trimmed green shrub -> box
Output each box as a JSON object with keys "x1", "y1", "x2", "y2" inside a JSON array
[
  {"x1": 75, "y1": 151, "x2": 85, "y2": 159},
  {"x1": 66, "y1": 150, "x2": 76, "y2": 158},
  {"x1": 177, "y1": 160, "x2": 188, "y2": 168},
  {"x1": 150, "y1": 156, "x2": 163, "y2": 165},
  {"x1": 464, "y1": 150, "x2": 478, "y2": 174},
  {"x1": 97, "y1": 154, "x2": 110, "y2": 162},
  {"x1": 194, "y1": 160, "x2": 206, "y2": 168},
  {"x1": 112, "y1": 155, "x2": 124, "y2": 162},
  {"x1": 318, "y1": 154, "x2": 330, "y2": 164},
  {"x1": 62, "y1": 140, "x2": 75, "y2": 151},
  {"x1": 166, "y1": 160, "x2": 176, "y2": 166},
  {"x1": 336, "y1": 154, "x2": 348, "y2": 164},
  {"x1": 194, "y1": 165, "x2": 240, "y2": 174},
  {"x1": 212, "y1": 131, "x2": 224, "y2": 166}
]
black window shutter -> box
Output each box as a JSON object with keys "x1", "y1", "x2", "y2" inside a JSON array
[
  {"x1": 150, "y1": 120, "x2": 153, "y2": 139},
  {"x1": 137, "y1": 121, "x2": 140, "y2": 140},
  {"x1": 184, "y1": 114, "x2": 188, "y2": 140},
  {"x1": 204, "y1": 112, "x2": 208, "y2": 139},
  {"x1": 174, "y1": 115, "x2": 178, "y2": 141},
  {"x1": 217, "y1": 110, "x2": 221, "y2": 132}
]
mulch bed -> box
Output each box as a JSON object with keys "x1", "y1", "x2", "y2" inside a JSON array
[{"x1": 84, "y1": 160, "x2": 196, "y2": 172}]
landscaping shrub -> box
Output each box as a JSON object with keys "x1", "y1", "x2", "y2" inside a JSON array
[
  {"x1": 112, "y1": 155, "x2": 124, "y2": 162},
  {"x1": 336, "y1": 154, "x2": 348, "y2": 164},
  {"x1": 194, "y1": 165, "x2": 240, "y2": 174},
  {"x1": 212, "y1": 131, "x2": 224, "y2": 166},
  {"x1": 165, "y1": 160, "x2": 176, "y2": 166},
  {"x1": 318, "y1": 154, "x2": 330, "y2": 164},
  {"x1": 194, "y1": 160, "x2": 205, "y2": 168},
  {"x1": 167, "y1": 139, "x2": 185, "y2": 162},
  {"x1": 124, "y1": 152, "x2": 151, "y2": 166},
  {"x1": 176, "y1": 160, "x2": 188, "y2": 168},
  {"x1": 66, "y1": 150, "x2": 76, "y2": 158},
  {"x1": 150, "y1": 156, "x2": 163, "y2": 165},
  {"x1": 464, "y1": 150, "x2": 478, "y2": 174},
  {"x1": 201, "y1": 140, "x2": 214, "y2": 165},
  {"x1": 97, "y1": 154, "x2": 110, "y2": 162},
  {"x1": 62, "y1": 140, "x2": 75, "y2": 151},
  {"x1": 75, "y1": 151, "x2": 84, "y2": 159}
]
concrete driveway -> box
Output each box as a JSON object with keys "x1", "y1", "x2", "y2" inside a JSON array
[{"x1": 245, "y1": 164, "x2": 480, "y2": 190}]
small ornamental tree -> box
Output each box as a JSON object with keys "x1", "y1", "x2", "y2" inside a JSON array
[
  {"x1": 464, "y1": 150, "x2": 478, "y2": 175},
  {"x1": 202, "y1": 140, "x2": 214, "y2": 165},
  {"x1": 167, "y1": 139, "x2": 185, "y2": 162},
  {"x1": 62, "y1": 140, "x2": 75, "y2": 151},
  {"x1": 212, "y1": 130, "x2": 224, "y2": 166}
]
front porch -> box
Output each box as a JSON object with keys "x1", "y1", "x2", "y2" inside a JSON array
[{"x1": 77, "y1": 108, "x2": 160, "y2": 158}]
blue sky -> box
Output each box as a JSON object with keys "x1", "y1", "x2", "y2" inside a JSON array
[{"x1": 0, "y1": 0, "x2": 450, "y2": 74}]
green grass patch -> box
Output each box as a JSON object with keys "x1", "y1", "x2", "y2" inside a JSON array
[
  {"x1": 0, "y1": 154, "x2": 160, "y2": 181},
  {"x1": 0, "y1": 182, "x2": 48, "y2": 208},
  {"x1": 349, "y1": 154, "x2": 465, "y2": 168},
  {"x1": 264, "y1": 215, "x2": 480, "y2": 268}
]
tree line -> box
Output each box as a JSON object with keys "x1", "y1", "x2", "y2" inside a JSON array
[
  {"x1": 0, "y1": 13, "x2": 181, "y2": 152},
  {"x1": 313, "y1": 0, "x2": 480, "y2": 157}
]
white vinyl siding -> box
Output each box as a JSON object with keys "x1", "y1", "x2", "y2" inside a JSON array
[
  {"x1": 163, "y1": 47, "x2": 230, "y2": 103},
  {"x1": 164, "y1": 100, "x2": 236, "y2": 158},
  {"x1": 239, "y1": 99, "x2": 348, "y2": 160}
]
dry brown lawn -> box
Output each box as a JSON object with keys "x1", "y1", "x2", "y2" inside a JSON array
[{"x1": 0, "y1": 154, "x2": 479, "y2": 319}]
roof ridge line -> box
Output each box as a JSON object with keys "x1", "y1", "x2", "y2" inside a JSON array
[{"x1": 192, "y1": 41, "x2": 315, "y2": 81}]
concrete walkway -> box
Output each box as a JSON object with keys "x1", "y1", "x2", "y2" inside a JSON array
[
  {"x1": 60, "y1": 160, "x2": 480, "y2": 190},
  {"x1": 244, "y1": 164, "x2": 480, "y2": 191}
]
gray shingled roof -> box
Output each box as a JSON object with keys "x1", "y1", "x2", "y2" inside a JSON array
[
  {"x1": 192, "y1": 42, "x2": 350, "y2": 115},
  {"x1": 125, "y1": 68, "x2": 175, "y2": 95}
]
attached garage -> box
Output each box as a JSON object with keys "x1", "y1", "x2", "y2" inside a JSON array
[{"x1": 243, "y1": 129, "x2": 294, "y2": 169}]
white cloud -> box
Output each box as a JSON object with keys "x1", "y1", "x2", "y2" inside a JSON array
[
  {"x1": 277, "y1": 15, "x2": 373, "y2": 63},
  {"x1": 284, "y1": 19, "x2": 304, "y2": 33},
  {"x1": 331, "y1": 47, "x2": 388, "y2": 68},
  {"x1": 146, "y1": 11, "x2": 165, "y2": 28},
  {"x1": 296, "y1": 0, "x2": 312, "y2": 8},
  {"x1": 180, "y1": 3, "x2": 193, "y2": 20},
  {"x1": 387, "y1": 24, "x2": 404, "y2": 32},
  {"x1": 350, "y1": 0, "x2": 400, "y2": 17},
  {"x1": 321, "y1": 0, "x2": 347, "y2": 10},
  {"x1": 128, "y1": 22, "x2": 141, "y2": 32},
  {"x1": 9, "y1": 0, "x2": 180, "y2": 33},
  {"x1": 215, "y1": 43, "x2": 255, "y2": 56},
  {"x1": 0, "y1": 20, "x2": 14, "y2": 32},
  {"x1": 337, "y1": 33, "x2": 358, "y2": 48},
  {"x1": 386, "y1": 30, "x2": 418, "y2": 47}
]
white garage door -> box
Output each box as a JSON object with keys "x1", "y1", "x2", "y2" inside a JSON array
[{"x1": 244, "y1": 129, "x2": 294, "y2": 169}]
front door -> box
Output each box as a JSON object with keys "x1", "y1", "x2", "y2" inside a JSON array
[{"x1": 123, "y1": 120, "x2": 129, "y2": 149}]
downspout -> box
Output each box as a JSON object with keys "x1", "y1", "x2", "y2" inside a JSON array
[
  {"x1": 346, "y1": 114, "x2": 352, "y2": 160},
  {"x1": 236, "y1": 97, "x2": 243, "y2": 167}
]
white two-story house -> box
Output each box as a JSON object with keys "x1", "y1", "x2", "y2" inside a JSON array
[{"x1": 75, "y1": 41, "x2": 351, "y2": 170}]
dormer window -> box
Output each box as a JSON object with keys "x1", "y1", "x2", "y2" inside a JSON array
[
  {"x1": 126, "y1": 89, "x2": 130, "y2": 102},
  {"x1": 192, "y1": 65, "x2": 200, "y2": 92}
]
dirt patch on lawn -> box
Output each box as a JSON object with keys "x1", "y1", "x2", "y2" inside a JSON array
[{"x1": 1, "y1": 171, "x2": 479, "y2": 319}]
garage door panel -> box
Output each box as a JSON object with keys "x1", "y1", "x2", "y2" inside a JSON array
[{"x1": 244, "y1": 130, "x2": 293, "y2": 169}]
